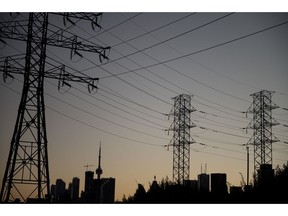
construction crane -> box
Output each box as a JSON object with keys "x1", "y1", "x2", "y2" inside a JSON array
[{"x1": 84, "y1": 164, "x2": 94, "y2": 171}]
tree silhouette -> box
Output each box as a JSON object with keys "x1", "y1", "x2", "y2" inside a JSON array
[{"x1": 122, "y1": 163, "x2": 288, "y2": 203}]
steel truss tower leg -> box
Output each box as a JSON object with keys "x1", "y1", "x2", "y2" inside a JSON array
[
  {"x1": 168, "y1": 94, "x2": 196, "y2": 185},
  {"x1": 0, "y1": 13, "x2": 50, "y2": 202}
]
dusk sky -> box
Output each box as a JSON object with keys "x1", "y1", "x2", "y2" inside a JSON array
[{"x1": 1, "y1": 2, "x2": 288, "y2": 205}]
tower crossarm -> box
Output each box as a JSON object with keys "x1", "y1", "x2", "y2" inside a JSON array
[
  {"x1": 51, "y1": 13, "x2": 103, "y2": 30},
  {"x1": 0, "y1": 55, "x2": 26, "y2": 82},
  {"x1": 46, "y1": 27, "x2": 110, "y2": 62},
  {"x1": 0, "y1": 20, "x2": 29, "y2": 42},
  {"x1": 0, "y1": 18, "x2": 111, "y2": 63},
  {"x1": 0, "y1": 58, "x2": 100, "y2": 94}
]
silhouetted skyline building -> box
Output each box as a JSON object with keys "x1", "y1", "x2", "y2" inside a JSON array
[
  {"x1": 71, "y1": 177, "x2": 80, "y2": 201},
  {"x1": 211, "y1": 173, "x2": 227, "y2": 195},
  {"x1": 51, "y1": 184, "x2": 56, "y2": 201},
  {"x1": 68, "y1": 183, "x2": 72, "y2": 198},
  {"x1": 100, "y1": 178, "x2": 115, "y2": 203},
  {"x1": 55, "y1": 179, "x2": 66, "y2": 201},
  {"x1": 84, "y1": 171, "x2": 94, "y2": 202},
  {"x1": 50, "y1": 144, "x2": 116, "y2": 203},
  {"x1": 198, "y1": 173, "x2": 209, "y2": 193}
]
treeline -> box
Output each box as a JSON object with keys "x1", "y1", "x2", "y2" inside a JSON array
[{"x1": 121, "y1": 162, "x2": 288, "y2": 203}]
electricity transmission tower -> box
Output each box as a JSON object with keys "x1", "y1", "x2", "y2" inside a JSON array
[
  {"x1": 246, "y1": 90, "x2": 279, "y2": 179},
  {"x1": 0, "y1": 13, "x2": 110, "y2": 202},
  {"x1": 167, "y1": 94, "x2": 196, "y2": 184}
]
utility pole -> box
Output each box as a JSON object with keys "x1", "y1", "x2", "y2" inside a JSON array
[
  {"x1": 246, "y1": 90, "x2": 279, "y2": 182},
  {"x1": 167, "y1": 94, "x2": 196, "y2": 184},
  {"x1": 0, "y1": 13, "x2": 110, "y2": 202},
  {"x1": 246, "y1": 144, "x2": 249, "y2": 185}
]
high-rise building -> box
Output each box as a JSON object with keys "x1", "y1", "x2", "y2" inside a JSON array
[
  {"x1": 68, "y1": 183, "x2": 72, "y2": 198},
  {"x1": 198, "y1": 173, "x2": 209, "y2": 193},
  {"x1": 100, "y1": 178, "x2": 115, "y2": 203},
  {"x1": 210, "y1": 173, "x2": 227, "y2": 195},
  {"x1": 51, "y1": 184, "x2": 56, "y2": 201},
  {"x1": 85, "y1": 171, "x2": 94, "y2": 193},
  {"x1": 84, "y1": 171, "x2": 94, "y2": 202},
  {"x1": 71, "y1": 177, "x2": 80, "y2": 201},
  {"x1": 55, "y1": 179, "x2": 66, "y2": 200}
]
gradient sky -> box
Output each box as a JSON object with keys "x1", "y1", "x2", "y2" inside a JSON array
[{"x1": 0, "y1": 11, "x2": 288, "y2": 202}]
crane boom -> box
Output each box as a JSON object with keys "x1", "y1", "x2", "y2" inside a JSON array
[{"x1": 84, "y1": 164, "x2": 94, "y2": 171}]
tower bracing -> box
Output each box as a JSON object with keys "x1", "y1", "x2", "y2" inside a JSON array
[
  {"x1": 167, "y1": 94, "x2": 196, "y2": 184},
  {"x1": 246, "y1": 90, "x2": 279, "y2": 178},
  {"x1": 0, "y1": 13, "x2": 110, "y2": 202}
]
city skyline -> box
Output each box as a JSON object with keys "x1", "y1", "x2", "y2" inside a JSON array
[{"x1": 0, "y1": 10, "x2": 288, "y2": 202}]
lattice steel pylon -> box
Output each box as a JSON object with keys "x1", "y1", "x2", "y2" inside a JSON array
[
  {"x1": 167, "y1": 94, "x2": 196, "y2": 184},
  {"x1": 246, "y1": 90, "x2": 279, "y2": 178},
  {"x1": 0, "y1": 13, "x2": 110, "y2": 202}
]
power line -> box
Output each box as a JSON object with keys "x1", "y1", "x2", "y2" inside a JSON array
[
  {"x1": 46, "y1": 80, "x2": 166, "y2": 130},
  {"x1": 46, "y1": 55, "x2": 170, "y2": 117},
  {"x1": 0, "y1": 82, "x2": 165, "y2": 147},
  {"x1": 1, "y1": 42, "x2": 251, "y2": 136},
  {"x1": 97, "y1": 85, "x2": 169, "y2": 121},
  {"x1": 193, "y1": 118, "x2": 245, "y2": 131},
  {"x1": 47, "y1": 25, "x2": 173, "y2": 106},
  {"x1": 57, "y1": 22, "x2": 173, "y2": 106},
  {"x1": 126, "y1": 13, "x2": 261, "y2": 92},
  {"x1": 96, "y1": 24, "x2": 246, "y2": 114},
  {"x1": 195, "y1": 124, "x2": 250, "y2": 139},
  {"x1": 92, "y1": 15, "x2": 248, "y2": 112},
  {"x1": 195, "y1": 142, "x2": 246, "y2": 155},
  {"x1": 194, "y1": 134, "x2": 245, "y2": 146},
  {"x1": 7, "y1": 76, "x2": 169, "y2": 141},
  {"x1": 49, "y1": 14, "x2": 270, "y2": 117},
  {"x1": 2, "y1": 40, "x2": 170, "y2": 126},
  {"x1": 2, "y1": 82, "x2": 285, "y2": 165},
  {"x1": 84, "y1": 54, "x2": 173, "y2": 106},
  {"x1": 89, "y1": 13, "x2": 235, "y2": 72},
  {"x1": 1, "y1": 22, "x2": 250, "y2": 132},
  {"x1": 81, "y1": 13, "x2": 143, "y2": 43},
  {"x1": 112, "y1": 13, "x2": 197, "y2": 47},
  {"x1": 99, "y1": 19, "x2": 288, "y2": 81},
  {"x1": 72, "y1": 13, "x2": 250, "y2": 116},
  {"x1": 84, "y1": 16, "x2": 288, "y2": 107},
  {"x1": 193, "y1": 144, "x2": 287, "y2": 163},
  {"x1": 46, "y1": 91, "x2": 169, "y2": 141},
  {"x1": 191, "y1": 149, "x2": 246, "y2": 162},
  {"x1": 194, "y1": 110, "x2": 249, "y2": 123}
]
